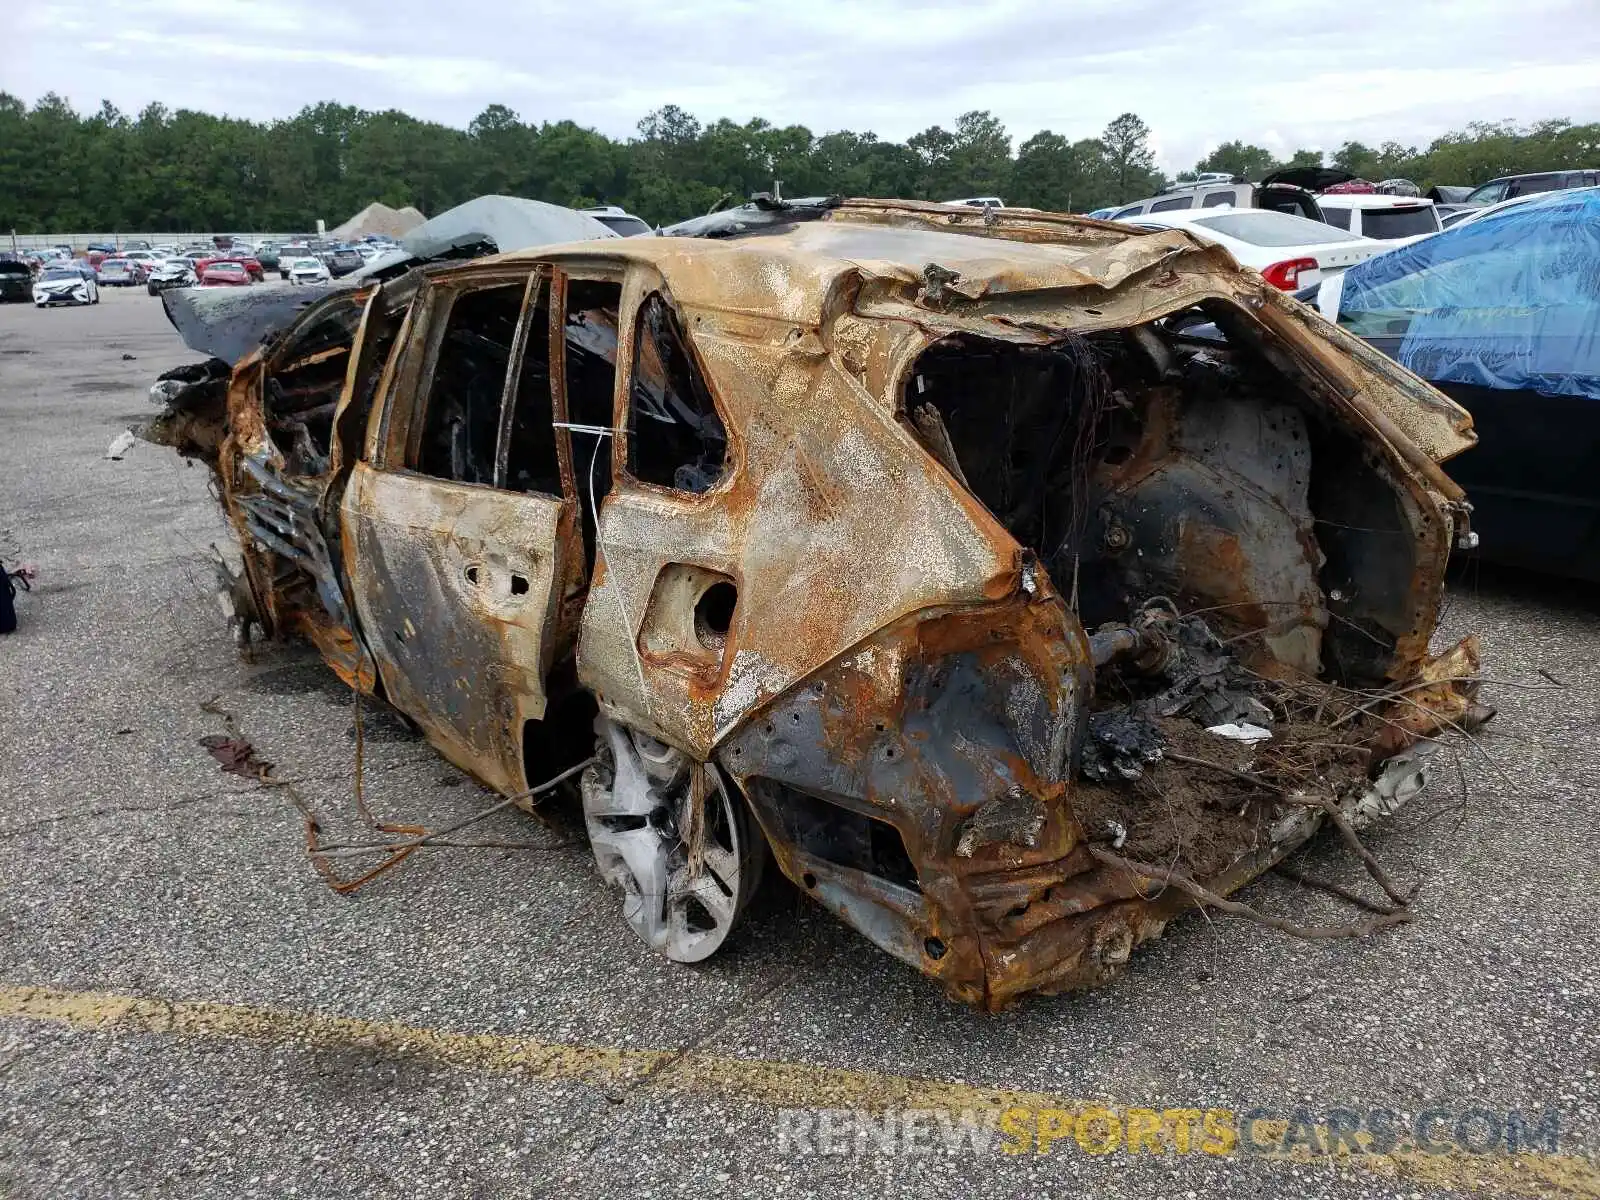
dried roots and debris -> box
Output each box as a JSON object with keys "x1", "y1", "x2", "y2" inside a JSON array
[{"x1": 1073, "y1": 598, "x2": 1490, "y2": 930}]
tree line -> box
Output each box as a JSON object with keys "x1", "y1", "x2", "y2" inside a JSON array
[{"x1": 1, "y1": 91, "x2": 1595, "y2": 233}]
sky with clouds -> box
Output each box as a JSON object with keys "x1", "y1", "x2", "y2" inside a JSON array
[{"x1": 10, "y1": 0, "x2": 1600, "y2": 171}]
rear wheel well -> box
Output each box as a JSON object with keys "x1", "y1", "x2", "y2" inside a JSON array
[{"x1": 520, "y1": 683, "x2": 599, "y2": 795}]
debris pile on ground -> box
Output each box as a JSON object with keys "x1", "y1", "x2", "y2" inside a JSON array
[
  {"x1": 1075, "y1": 599, "x2": 1416, "y2": 882},
  {"x1": 328, "y1": 202, "x2": 425, "y2": 241}
]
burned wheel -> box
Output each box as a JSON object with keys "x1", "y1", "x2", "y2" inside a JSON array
[{"x1": 582, "y1": 717, "x2": 763, "y2": 963}]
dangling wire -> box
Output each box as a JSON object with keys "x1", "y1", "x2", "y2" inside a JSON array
[{"x1": 560, "y1": 421, "x2": 650, "y2": 705}]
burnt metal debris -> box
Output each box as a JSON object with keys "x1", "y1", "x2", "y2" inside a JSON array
[{"x1": 143, "y1": 196, "x2": 1489, "y2": 1009}]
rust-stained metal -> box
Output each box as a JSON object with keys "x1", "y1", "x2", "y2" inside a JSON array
[{"x1": 143, "y1": 197, "x2": 1486, "y2": 1009}]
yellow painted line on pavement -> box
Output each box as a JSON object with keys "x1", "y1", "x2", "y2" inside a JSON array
[{"x1": 1, "y1": 983, "x2": 1594, "y2": 1199}]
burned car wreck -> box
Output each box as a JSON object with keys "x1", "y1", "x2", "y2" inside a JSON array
[{"x1": 144, "y1": 197, "x2": 1486, "y2": 1009}]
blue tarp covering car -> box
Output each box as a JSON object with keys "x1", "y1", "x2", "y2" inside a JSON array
[
  {"x1": 1334, "y1": 187, "x2": 1600, "y2": 401},
  {"x1": 1313, "y1": 187, "x2": 1600, "y2": 580}
]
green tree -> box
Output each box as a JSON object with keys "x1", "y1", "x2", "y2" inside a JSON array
[
  {"x1": 467, "y1": 103, "x2": 531, "y2": 198},
  {"x1": 1195, "y1": 140, "x2": 1276, "y2": 182},
  {"x1": 1013, "y1": 132, "x2": 1112, "y2": 212},
  {"x1": 1100, "y1": 112, "x2": 1161, "y2": 201},
  {"x1": 626, "y1": 105, "x2": 722, "y2": 222},
  {"x1": 946, "y1": 110, "x2": 1013, "y2": 198},
  {"x1": 0, "y1": 96, "x2": 1593, "y2": 235},
  {"x1": 530, "y1": 120, "x2": 626, "y2": 208},
  {"x1": 907, "y1": 123, "x2": 957, "y2": 197}
]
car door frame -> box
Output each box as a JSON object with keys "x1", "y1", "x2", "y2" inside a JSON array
[
  {"x1": 544, "y1": 264, "x2": 628, "y2": 660},
  {"x1": 342, "y1": 262, "x2": 579, "y2": 795},
  {"x1": 564, "y1": 262, "x2": 750, "y2": 757},
  {"x1": 209, "y1": 284, "x2": 387, "y2": 692}
]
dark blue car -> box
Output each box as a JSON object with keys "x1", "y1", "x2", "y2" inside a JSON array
[{"x1": 1300, "y1": 187, "x2": 1600, "y2": 580}]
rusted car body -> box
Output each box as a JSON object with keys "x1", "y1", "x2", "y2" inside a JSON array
[{"x1": 145, "y1": 198, "x2": 1481, "y2": 1009}]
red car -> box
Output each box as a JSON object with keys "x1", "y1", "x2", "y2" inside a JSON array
[
  {"x1": 193, "y1": 254, "x2": 265, "y2": 282},
  {"x1": 197, "y1": 260, "x2": 252, "y2": 287},
  {"x1": 228, "y1": 253, "x2": 265, "y2": 282}
]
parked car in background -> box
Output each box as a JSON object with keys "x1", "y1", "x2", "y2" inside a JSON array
[
  {"x1": 98, "y1": 257, "x2": 147, "y2": 287},
  {"x1": 122, "y1": 250, "x2": 164, "y2": 271},
  {"x1": 196, "y1": 253, "x2": 264, "y2": 282},
  {"x1": 1435, "y1": 189, "x2": 1559, "y2": 232},
  {"x1": 1117, "y1": 207, "x2": 1384, "y2": 290},
  {"x1": 56, "y1": 259, "x2": 100, "y2": 282},
  {"x1": 323, "y1": 245, "x2": 366, "y2": 277},
  {"x1": 84, "y1": 243, "x2": 118, "y2": 268},
  {"x1": 1105, "y1": 167, "x2": 1356, "y2": 223},
  {"x1": 147, "y1": 258, "x2": 198, "y2": 295},
  {"x1": 1302, "y1": 186, "x2": 1600, "y2": 580},
  {"x1": 33, "y1": 262, "x2": 100, "y2": 306},
  {"x1": 941, "y1": 196, "x2": 1006, "y2": 209},
  {"x1": 277, "y1": 244, "x2": 313, "y2": 279},
  {"x1": 1316, "y1": 194, "x2": 1443, "y2": 242},
  {"x1": 1461, "y1": 169, "x2": 1599, "y2": 207},
  {"x1": 344, "y1": 196, "x2": 618, "y2": 284},
  {"x1": 197, "y1": 261, "x2": 252, "y2": 287},
  {"x1": 284, "y1": 255, "x2": 331, "y2": 285},
  {"x1": 580, "y1": 206, "x2": 654, "y2": 236},
  {"x1": 0, "y1": 260, "x2": 33, "y2": 302},
  {"x1": 253, "y1": 243, "x2": 282, "y2": 270},
  {"x1": 1425, "y1": 186, "x2": 1478, "y2": 226}
]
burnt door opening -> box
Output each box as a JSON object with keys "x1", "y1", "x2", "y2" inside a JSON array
[
  {"x1": 261, "y1": 301, "x2": 368, "y2": 477},
  {"x1": 904, "y1": 312, "x2": 1445, "y2": 688},
  {"x1": 415, "y1": 283, "x2": 524, "y2": 487},
  {"x1": 500, "y1": 278, "x2": 561, "y2": 498},
  {"x1": 563, "y1": 279, "x2": 623, "y2": 575}
]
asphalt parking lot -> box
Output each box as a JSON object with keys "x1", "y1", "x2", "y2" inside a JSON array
[{"x1": 1, "y1": 284, "x2": 1597, "y2": 1199}]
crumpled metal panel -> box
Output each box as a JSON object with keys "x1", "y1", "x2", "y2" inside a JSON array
[
  {"x1": 719, "y1": 588, "x2": 1091, "y2": 1007},
  {"x1": 576, "y1": 314, "x2": 1021, "y2": 758},
  {"x1": 342, "y1": 462, "x2": 567, "y2": 796},
  {"x1": 163, "y1": 284, "x2": 345, "y2": 365}
]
